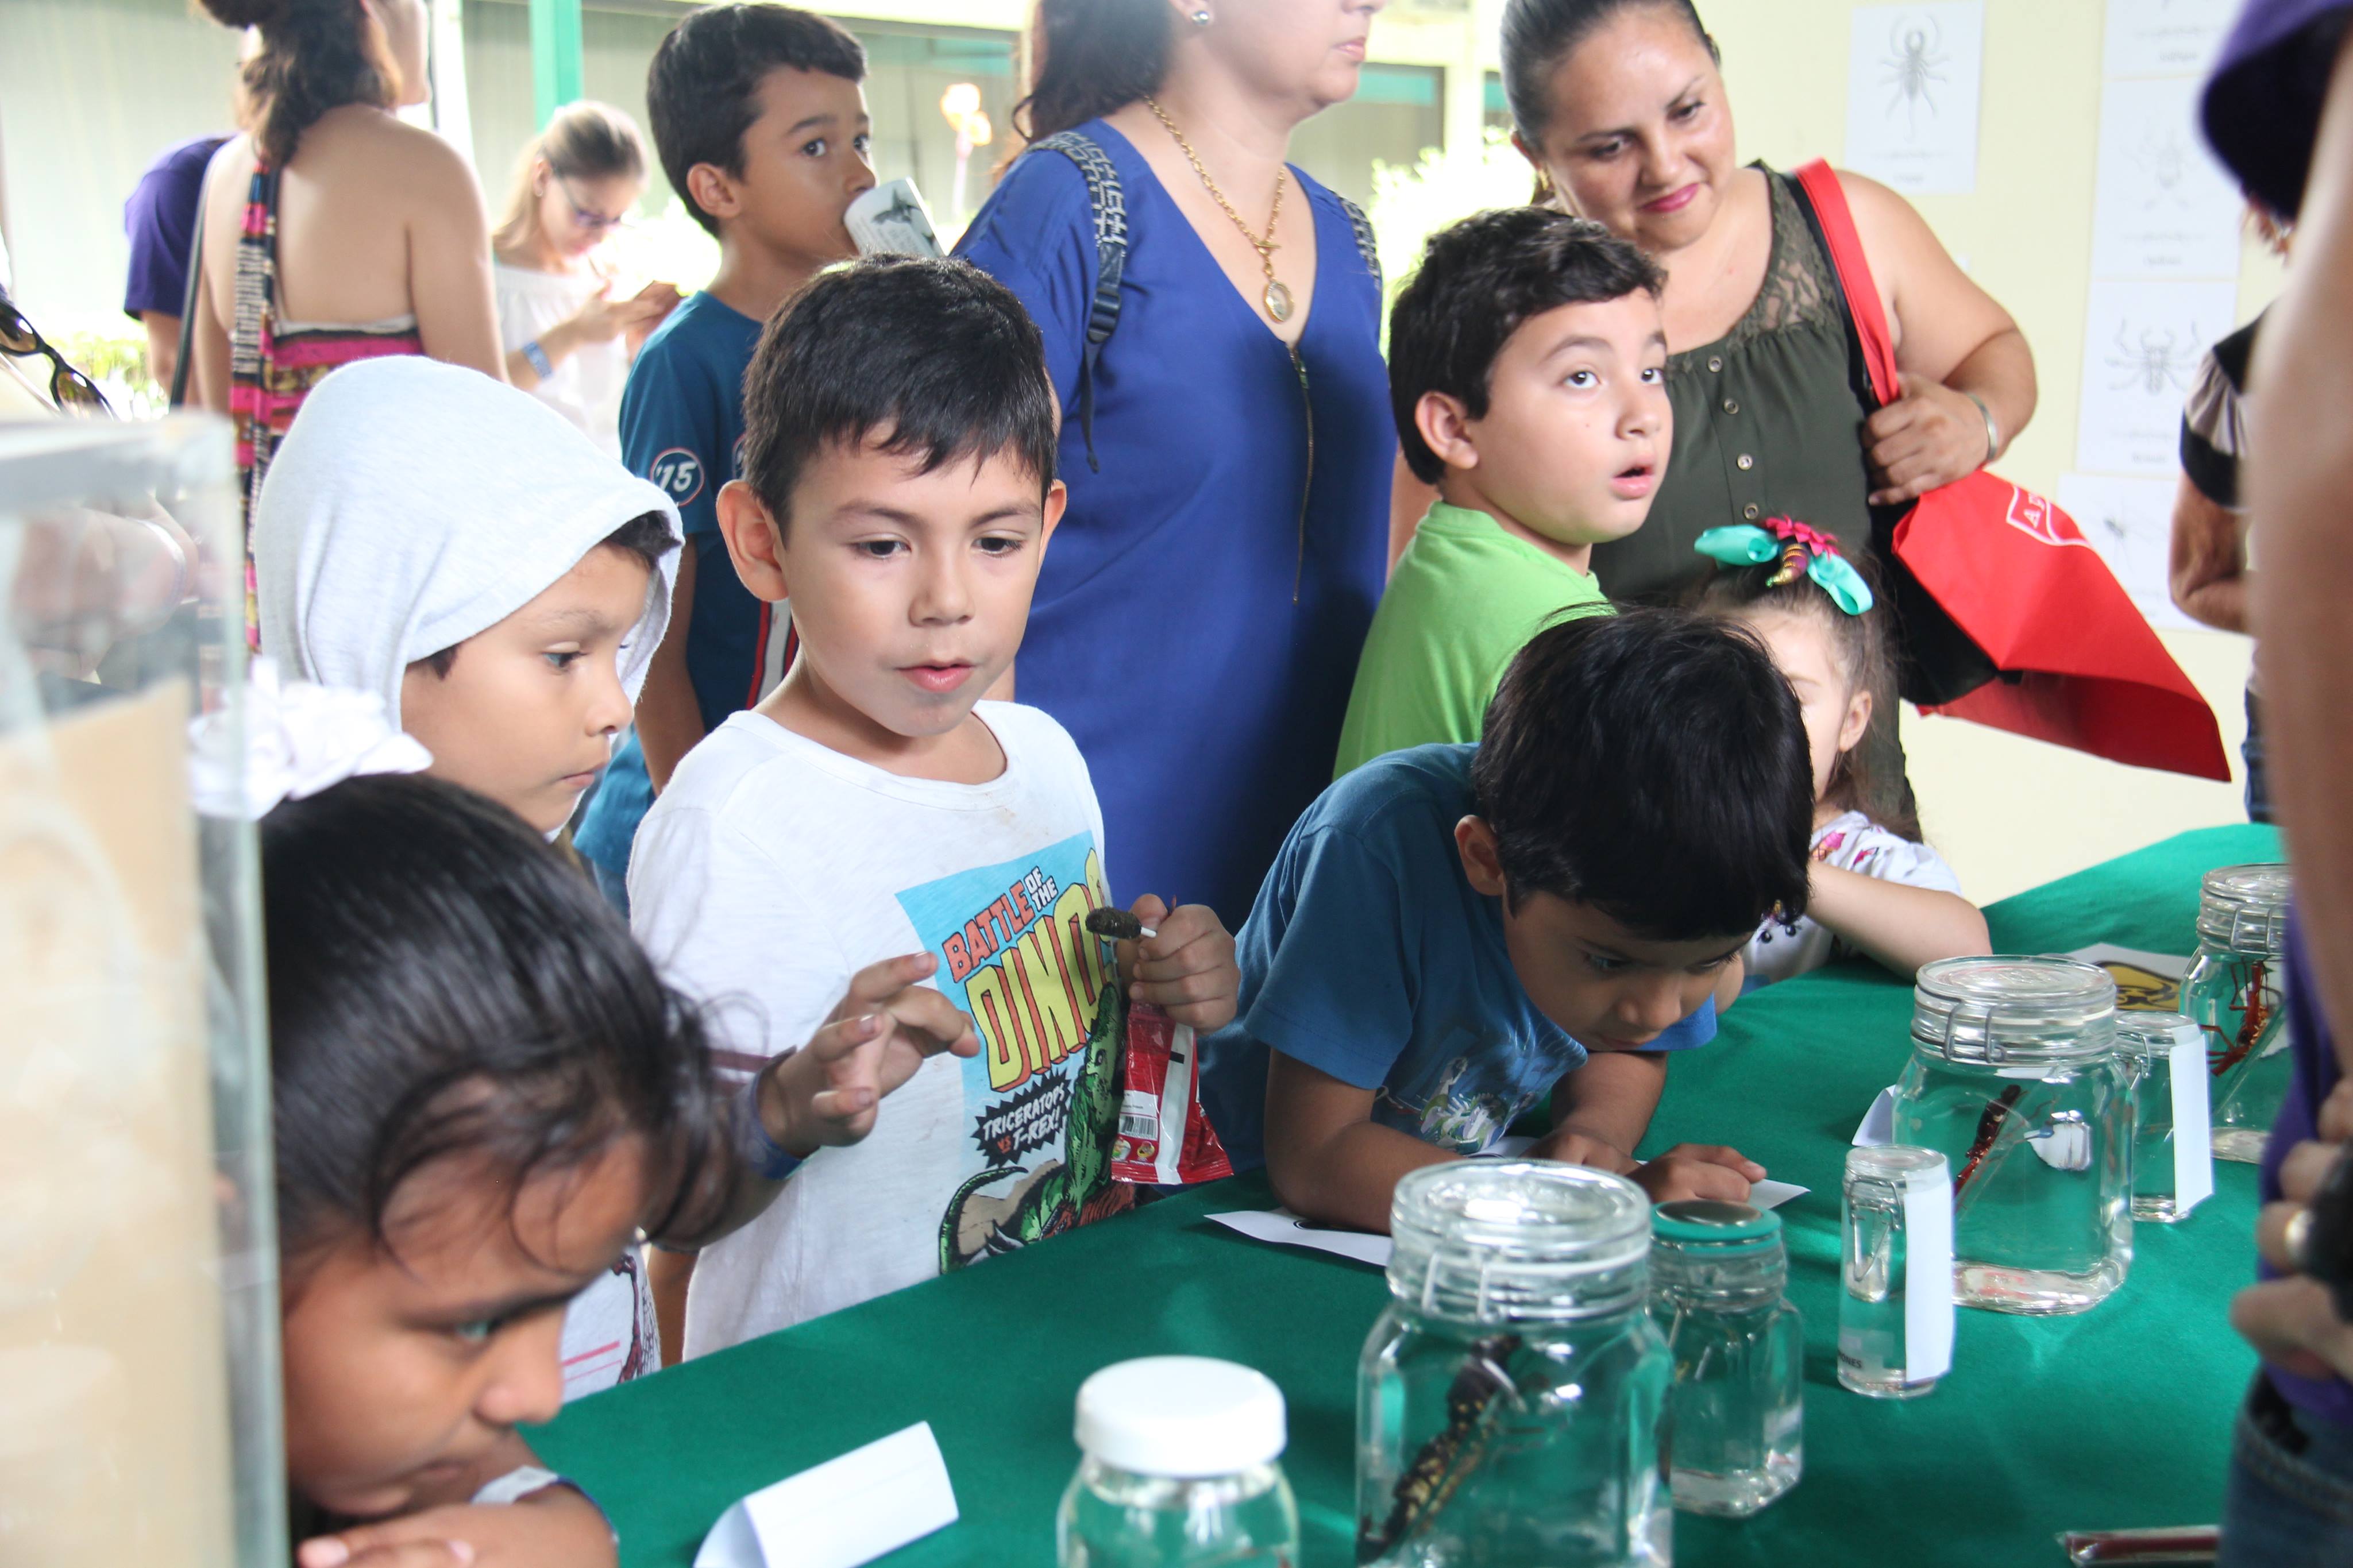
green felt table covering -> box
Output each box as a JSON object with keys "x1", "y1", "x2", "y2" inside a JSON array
[{"x1": 534, "y1": 824, "x2": 2283, "y2": 1566}]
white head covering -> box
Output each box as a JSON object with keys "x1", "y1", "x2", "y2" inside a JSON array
[{"x1": 253, "y1": 357, "x2": 682, "y2": 725}]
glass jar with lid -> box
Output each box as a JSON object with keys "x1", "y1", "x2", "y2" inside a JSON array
[
  {"x1": 1891, "y1": 956, "x2": 2132, "y2": 1314},
  {"x1": 1357, "y1": 1161, "x2": 1671, "y2": 1567},
  {"x1": 2180, "y1": 862, "x2": 2293, "y2": 1163},
  {"x1": 1649, "y1": 1200, "x2": 1803, "y2": 1517},
  {"x1": 1058, "y1": 1356, "x2": 1298, "y2": 1567}
]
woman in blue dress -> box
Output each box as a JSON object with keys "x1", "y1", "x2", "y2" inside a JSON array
[{"x1": 957, "y1": 0, "x2": 1395, "y2": 927}]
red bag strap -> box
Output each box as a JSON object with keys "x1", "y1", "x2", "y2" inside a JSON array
[{"x1": 1794, "y1": 160, "x2": 1900, "y2": 409}]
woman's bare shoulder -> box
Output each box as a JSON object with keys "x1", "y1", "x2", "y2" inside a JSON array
[{"x1": 304, "y1": 107, "x2": 481, "y2": 204}]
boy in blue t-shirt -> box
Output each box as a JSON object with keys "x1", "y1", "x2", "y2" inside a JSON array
[
  {"x1": 1202, "y1": 609, "x2": 1816, "y2": 1231},
  {"x1": 576, "y1": 4, "x2": 877, "y2": 909}
]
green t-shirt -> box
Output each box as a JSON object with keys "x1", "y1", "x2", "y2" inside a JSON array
[{"x1": 1332, "y1": 501, "x2": 1613, "y2": 777}]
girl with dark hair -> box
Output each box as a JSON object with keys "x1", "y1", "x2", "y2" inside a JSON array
[
  {"x1": 187, "y1": 0, "x2": 504, "y2": 643},
  {"x1": 491, "y1": 101, "x2": 681, "y2": 455},
  {"x1": 955, "y1": 0, "x2": 1396, "y2": 929},
  {"x1": 1694, "y1": 522, "x2": 1988, "y2": 985},
  {"x1": 256, "y1": 769, "x2": 724, "y2": 1566}
]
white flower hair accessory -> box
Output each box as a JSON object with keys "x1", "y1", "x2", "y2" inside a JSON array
[{"x1": 189, "y1": 658, "x2": 433, "y2": 821}]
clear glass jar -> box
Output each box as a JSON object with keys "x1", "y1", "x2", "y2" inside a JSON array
[
  {"x1": 1838, "y1": 1146, "x2": 1955, "y2": 1399},
  {"x1": 1891, "y1": 956, "x2": 2133, "y2": 1315},
  {"x1": 1649, "y1": 1200, "x2": 1803, "y2": 1517},
  {"x1": 1058, "y1": 1357, "x2": 1298, "y2": 1567},
  {"x1": 1357, "y1": 1161, "x2": 1670, "y2": 1567},
  {"x1": 2112, "y1": 1011, "x2": 2215, "y2": 1222},
  {"x1": 2180, "y1": 863, "x2": 2293, "y2": 1164}
]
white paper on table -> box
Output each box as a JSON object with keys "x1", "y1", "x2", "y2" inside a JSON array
[
  {"x1": 1853, "y1": 1086, "x2": 1900, "y2": 1148},
  {"x1": 695, "y1": 1423, "x2": 958, "y2": 1568},
  {"x1": 1210, "y1": 1180, "x2": 1810, "y2": 1271},
  {"x1": 2165, "y1": 1016, "x2": 2217, "y2": 1214},
  {"x1": 2101, "y1": 0, "x2": 2236, "y2": 79},
  {"x1": 2053, "y1": 476, "x2": 2198, "y2": 634},
  {"x1": 1843, "y1": 2, "x2": 1985, "y2": 195},
  {"x1": 2089, "y1": 76, "x2": 2246, "y2": 281},
  {"x1": 2074, "y1": 279, "x2": 2241, "y2": 477},
  {"x1": 2067, "y1": 942, "x2": 2193, "y2": 1011},
  {"x1": 1900, "y1": 1162, "x2": 1957, "y2": 1380}
]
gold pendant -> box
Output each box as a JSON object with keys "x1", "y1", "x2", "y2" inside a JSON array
[{"x1": 1264, "y1": 279, "x2": 1294, "y2": 323}]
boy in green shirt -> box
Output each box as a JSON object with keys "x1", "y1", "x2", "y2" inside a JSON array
[{"x1": 1334, "y1": 208, "x2": 1671, "y2": 775}]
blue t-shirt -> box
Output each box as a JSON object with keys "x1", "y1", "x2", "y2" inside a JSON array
[
  {"x1": 123, "y1": 134, "x2": 230, "y2": 320},
  {"x1": 577, "y1": 291, "x2": 784, "y2": 874},
  {"x1": 956, "y1": 120, "x2": 1394, "y2": 927},
  {"x1": 1198, "y1": 744, "x2": 1716, "y2": 1171}
]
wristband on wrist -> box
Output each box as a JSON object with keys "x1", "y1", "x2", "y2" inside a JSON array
[
  {"x1": 521, "y1": 338, "x2": 554, "y2": 380},
  {"x1": 1964, "y1": 391, "x2": 1999, "y2": 467},
  {"x1": 736, "y1": 1069, "x2": 804, "y2": 1182}
]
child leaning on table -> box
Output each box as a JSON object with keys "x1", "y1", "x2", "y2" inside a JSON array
[
  {"x1": 628, "y1": 255, "x2": 1243, "y2": 1357},
  {"x1": 1691, "y1": 521, "x2": 1990, "y2": 985},
  {"x1": 1330, "y1": 206, "x2": 1669, "y2": 776},
  {"x1": 1201, "y1": 609, "x2": 1816, "y2": 1232},
  {"x1": 233, "y1": 763, "x2": 731, "y2": 1568}
]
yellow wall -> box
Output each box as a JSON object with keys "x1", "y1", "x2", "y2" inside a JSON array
[{"x1": 1688, "y1": 0, "x2": 2275, "y2": 901}]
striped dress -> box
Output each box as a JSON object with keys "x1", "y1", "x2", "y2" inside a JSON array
[{"x1": 229, "y1": 164, "x2": 423, "y2": 645}]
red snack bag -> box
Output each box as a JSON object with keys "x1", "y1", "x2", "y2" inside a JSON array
[{"x1": 1111, "y1": 1000, "x2": 1232, "y2": 1185}]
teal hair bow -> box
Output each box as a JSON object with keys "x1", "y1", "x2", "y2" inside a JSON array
[{"x1": 1694, "y1": 520, "x2": 1874, "y2": 616}]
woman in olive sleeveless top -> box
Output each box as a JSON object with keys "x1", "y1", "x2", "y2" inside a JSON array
[{"x1": 1492, "y1": 0, "x2": 2038, "y2": 607}]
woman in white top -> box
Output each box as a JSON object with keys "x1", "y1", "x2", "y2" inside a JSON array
[{"x1": 491, "y1": 101, "x2": 680, "y2": 454}]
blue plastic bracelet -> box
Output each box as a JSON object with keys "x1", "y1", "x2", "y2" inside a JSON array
[
  {"x1": 736, "y1": 1072, "x2": 804, "y2": 1182},
  {"x1": 522, "y1": 339, "x2": 554, "y2": 380}
]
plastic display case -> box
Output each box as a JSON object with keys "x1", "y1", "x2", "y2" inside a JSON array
[{"x1": 0, "y1": 416, "x2": 283, "y2": 1565}]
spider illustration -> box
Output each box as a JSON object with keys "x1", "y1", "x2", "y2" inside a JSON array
[
  {"x1": 1881, "y1": 16, "x2": 1950, "y2": 131},
  {"x1": 2134, "y1": 132, "x2": 2194, "y2": 211},
  {"x1": 2105, "y1": 319, "x2": 2201, "y2": 396}
]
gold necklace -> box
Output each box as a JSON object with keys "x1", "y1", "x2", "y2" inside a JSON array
[{"x1": 1142, "y1": 96, "x2": 1292, "y2": 323}]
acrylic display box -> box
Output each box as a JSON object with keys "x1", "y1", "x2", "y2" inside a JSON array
[{"x1": 0, "y1": 416, "x2": 282, "y2": 1565}]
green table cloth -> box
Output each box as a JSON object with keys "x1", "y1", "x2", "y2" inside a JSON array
[{"x1": 536, "y1": 824, "x2": 2283, "y2": 1566}]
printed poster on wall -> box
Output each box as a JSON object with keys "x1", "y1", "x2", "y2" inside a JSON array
[
  {"x1": 2074, "y1": 278, "x2": 2237, "y2": 477},
  {"x1": 2089, "y1": 74, "x2": 2247, "y2": 279},
  {"x1": 1844, "y1": 1, "x2": 1986, "y2": 195},
  {"x1": 2055, "y1": 472, "x2": 2198, "y2": 632},
  {"x1": 2102, "y1": 0, "x2": 2236, "y2": 80}
]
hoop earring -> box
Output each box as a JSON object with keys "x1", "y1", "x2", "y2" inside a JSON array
[{"x1": 1190, "y1": 8, "x2": 1212, "y2": 27}]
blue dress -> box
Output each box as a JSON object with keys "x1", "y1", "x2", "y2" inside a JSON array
[{"x1": 956, "y1": 119, "x2": 1394, "y2": 925}]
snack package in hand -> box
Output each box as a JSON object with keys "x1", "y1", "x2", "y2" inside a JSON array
[{"x1": 1081, "y1": 906, "x2": 1233, "y2": 1185}]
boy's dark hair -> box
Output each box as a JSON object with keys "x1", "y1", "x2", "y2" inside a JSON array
[
  {"x1": 1472, "y1": 607, "x2": 1812, "y2": 940},
  {"x1": 1694, "y1": 553, "x2": 1920, "y2": 840},
  {"x1": 740, "y1": 256, "x2": 1059, "y2": 530},
  {"x1": 646, "y1": 3, "x2": 867, "y2": 238},
  {"x1": 1388, "y1": 207, "x2": 1667, "y2": 483},
  {"x1": 416, "y1": 511, "x2": 673, "y2": 679},
  {"x1": 263, "y1": 774, "x2": 727, "y2": 1272}
]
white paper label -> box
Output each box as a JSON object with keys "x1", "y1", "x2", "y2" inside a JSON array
[
  {"x1": 2168, "y1": 1019, "x2": 2215, "y2": 1214},
  {"x1": 695, "y1": 1423, "x2": 958, "y2": 1568},
  {"x1": 1853, "y1": 1086, "x2": 1900, "y2": 1148},
  {"x1": 1901, "y1": 1165, "x2": 1956, "y2": 1381}
]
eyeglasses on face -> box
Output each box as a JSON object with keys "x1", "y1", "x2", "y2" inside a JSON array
[
  {"x1": 557, "y1": 177, "x2": 633, "y2": 234},
  {"x1": 0, "y1": 295, "x2": 114, "y2": 416}
]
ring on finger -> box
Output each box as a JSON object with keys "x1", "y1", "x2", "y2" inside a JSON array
[{"x1": 2286, "y1": 1207, "x2": 2316, "y2": 1273}]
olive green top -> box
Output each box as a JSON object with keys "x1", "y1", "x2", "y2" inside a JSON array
[{"x1": 1590, "y1": 167, "x2": 1875, "y2": 605}]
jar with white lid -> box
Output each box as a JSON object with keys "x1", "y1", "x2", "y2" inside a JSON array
[
  {"x1": 1356, "y1": 1160, "x2": 1671, "y2": 1567},
  {"x1": 1056, "y1": 1356, "x2": 1298, "y2": 1567},
  {"x1": 1891, "y1": 956, "x2": 2132, "y2": 1314},
  {"x1": 2180, "y1": 862, "x2": 2293, "y2": 1163}
]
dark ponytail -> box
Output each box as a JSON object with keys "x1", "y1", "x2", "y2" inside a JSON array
[
  {"x1": 262, "y1": 774, "x2": 726, "y2": 1271},
  {"x1": 1500, "y1": 0, "x2": 1718, "y2": 144},
  {"x1": 201, "y1": 0, "x2": 399, "y2": 170},
  {"x1": 1013, "y1": 0, "x2": 1174, "y2": 146}
]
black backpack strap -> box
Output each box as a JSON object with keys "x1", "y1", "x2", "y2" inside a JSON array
[
  {"x1": 1029, "y1": 130, "x2": 1127, "y2": 473},
  {"x1": 1335, "y1": 192, "x2": 1382, "y2": 293}
]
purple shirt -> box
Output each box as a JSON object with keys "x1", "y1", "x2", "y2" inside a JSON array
[
  {"x1": 122, "y1": 135, "x2": 230, "y2": 320},
  {"x1": 2258, "y1": 916, "x2": 2352, "y2": 1424}
]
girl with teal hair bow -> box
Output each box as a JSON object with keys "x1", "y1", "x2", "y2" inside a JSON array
[{"x1": 1691, "y1": 518, "x2": 1991, "y2": 987}]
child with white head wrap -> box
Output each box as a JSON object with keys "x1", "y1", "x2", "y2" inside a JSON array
[{"x1": 253, "y1": 357, "x2": 681, "y2": 836}]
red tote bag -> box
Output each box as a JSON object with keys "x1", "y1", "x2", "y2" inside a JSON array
[{"x1": 1792, "y1": 161, "x2": 2229, "y2": 782}]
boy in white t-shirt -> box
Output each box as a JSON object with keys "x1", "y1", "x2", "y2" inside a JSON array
[{"x1": 631, "y1": 256, "x2": 1242, "y2": 1355}]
